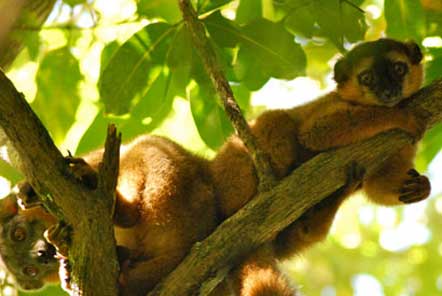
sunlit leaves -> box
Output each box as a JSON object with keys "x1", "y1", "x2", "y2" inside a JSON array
[
  {"x1": 32, "y1": 47, "x2": 82, "y2": 144},
  {"x1": 281, "y1": 0, "x2": 366, "y2": 50},
  {"x1": 98, "y1": 23, "x2": 175, "y2": 115},
  {"x1": 385, "y1": 0, "x2": 426, "y2": 41}
]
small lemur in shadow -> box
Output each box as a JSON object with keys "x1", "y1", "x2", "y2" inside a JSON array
[{"x1": 0, "y1": 38, "x2": 430, "y2": 296}]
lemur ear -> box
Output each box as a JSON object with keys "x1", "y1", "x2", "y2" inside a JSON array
[
  {"x1": 0, "y1": 194, "x2": 18, "y2": 221},
  {"x1": 333, "y1": 58, "x2": 350, "y2": 84},
  {"x1": 405, "y1": 40, "x2": 423, "y2": 64}
]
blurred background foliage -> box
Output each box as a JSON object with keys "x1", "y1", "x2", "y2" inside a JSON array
[{"x1": 0, "y1": 0, "x2": 441, "y2": 295}]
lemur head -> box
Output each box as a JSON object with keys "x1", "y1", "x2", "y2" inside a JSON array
[
  {"x1": 0, "y1": 193, "x2": 59, "y2": 291},
  {"x1": 334, "y1": 38, "x2": 423, "y2": 106}
]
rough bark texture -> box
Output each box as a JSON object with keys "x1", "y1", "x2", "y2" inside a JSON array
[
  {"x1": 178, "y1": 0, "x2": 276, "y2": 191},
  {"x1": 148, "y1": 80, "x2": 442, "y2": 296},
  {"x1": 0, "y1": 70, "x2": 120, "y2": 296}
]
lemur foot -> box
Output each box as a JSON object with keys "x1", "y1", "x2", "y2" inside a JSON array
[
  {"x1": 399, "y1": 169, "x2": 431, "y2": 204},
  {"x1": 16, "y1": 181, "x2": 40, "y2": 209},
  {"x1": 65, "y1": 156, "x2": 98, "y2": 189},
  {"x1": 45, "y1": 221, "x2": 72, "y2": 258}
]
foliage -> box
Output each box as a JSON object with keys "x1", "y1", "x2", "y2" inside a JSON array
[{"x1": 0, "y1": 0, "x2": 441, "y2": 295}]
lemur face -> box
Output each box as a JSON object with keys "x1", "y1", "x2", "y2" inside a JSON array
[
  {"x1": 0, "y1": 194, "x2": 59, "y2": 291},
  {"x1": 334, "y1": 38, "x2": 424, "y2": 106}
]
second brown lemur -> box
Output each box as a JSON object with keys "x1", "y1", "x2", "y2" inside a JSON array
[
  {"x1": 0, "y1": 38, "x2": 431, "y2": 296},
  {"x1": 209, "y1": 38, "x2": 430, "y2": 295}
]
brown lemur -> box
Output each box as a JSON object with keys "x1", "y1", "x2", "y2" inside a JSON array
[
  {"x1": 209, "y1": 38, "x2": 430, "y2": 295},
  {"x1": 0, "y1": 135, "x2": 218, "y2": 296},
  {"x1": 0, "y1": 38, "x2": 431, "y2": 296}
]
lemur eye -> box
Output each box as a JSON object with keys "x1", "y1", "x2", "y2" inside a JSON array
[
  {"x1": 12, "y1": 227, "x2": 26, "y2": 241},
  {"x1": 23, "y1": 265, "x2": 39, "y2": 277},
  {"x1": 358, "y1": 70, "x2": 373, "y2": 86},
  {"x1": 393, "y1": 61, "x2": 408, "y2": 76}
]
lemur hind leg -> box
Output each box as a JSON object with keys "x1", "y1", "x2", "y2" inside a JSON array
[{"x1": 274, "y1": 162, "x2": 365, "y2": 259}]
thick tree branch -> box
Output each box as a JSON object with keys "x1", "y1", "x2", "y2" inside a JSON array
[
  {"x1": 149, "y1": 80, "x2": 442, "y2": 296},
  {"x1": 178, "y1": 0, "x2": 276, "y2": 190},
  {"x1": 0, "y1": 70, "x2": 120, "y2": 296}
]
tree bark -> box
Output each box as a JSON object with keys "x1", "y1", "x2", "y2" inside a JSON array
[
  {"x1": 0, "y1": 70, "x2": 120, "y2": 296},
  {"x1": 148, "y1": 80, "x2": 442, "y2": 296}
]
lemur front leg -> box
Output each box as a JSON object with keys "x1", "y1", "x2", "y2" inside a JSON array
[{"x1": 364, "y1": 144, "x2": 430, "y2": 205}]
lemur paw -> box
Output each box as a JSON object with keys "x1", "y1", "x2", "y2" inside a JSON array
[
  {"x1": 45, "y1": 221, "x2": 72, "y2": 257},
  {"x1": 399, "y1": 169, "x2": 431, "y2": 204},
  {"x1": 65, "y1": 156, "x2": 98, "y2": 189},
  {"x1": 16, "y1": 181, "x2": 41, "y2": 209}
]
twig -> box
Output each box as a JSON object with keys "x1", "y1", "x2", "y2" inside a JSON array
[{"x1": 178, "y1": 0, "x2": 276, "y2": 191}]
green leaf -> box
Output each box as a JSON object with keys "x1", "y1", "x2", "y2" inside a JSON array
[
  {"x1": 284, "y1": 3, "x2": 316, "y2": 38},
  {"x1": 425, "y1": 48, "x2": 442, "y2": 85},
  {"x1": 189, "y1": 82, "x2": 233, "y2": 149},
  {"x1": 313, "y1": 0, "x2": 366, "y2": 49},
  {"x1": 0, "y1": 159, "x2": 22, "y2": 184},
  {"x1": 32, "y1": 47, "x2": 82, "y2": 145},
  {"x1": 304, "y1": 41, "x2": 339, "y2": 84},
  {"x1": 137, "y1": 0, "x2": 181, "y2": 23},
  {"x1": 197, "y1": 0, "x2": 231, "y2": 14},
  {"x1": 100, "y1": 41, "x2": 120, "y2": 76},
  {"x1": 231, "y1": 83, "x2": 251, "y2": 113},
  {"x1": 98, "y1": 23, "x2": 175, "y2": 115},
  {"x1": 204, "y1": 12, "x2": 241, "y2": 48},
  {"x1": 166, "y1": 26, "x2": 193, "y2": 98},
  {"x1": 76, "y1": 111, "x2": 148, "y2": 155},
  {"x1": 416, "y1": 123, "x2": 442, "y2": 171},
  {"x1": 385, "y1": 0, "x2": 426, "y2": 41},
  {"x1": 64, "y1": 0, "x2": 86, "y2": 6},
  {"x1": 131, "y1": 67, "x2": 176, "y2": 128},
  {"x1": 236, "y1": 0, "x2": 262, "y2": 24},
  {"x1": 235, "y1": 19, "x2": 306, "y2": 89},
  {"x1": 21, "y1": 31, "x2": 40, "y2": 60}
]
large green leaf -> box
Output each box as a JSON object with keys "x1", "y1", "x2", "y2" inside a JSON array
[
  {"x1": 130, "y1": 67, "x2": 176, "y2": 128},
  {"x1": 236, "y1": 0, "x2": 262, "y2": 24},
  {"x1": 98, "y1": 23, "x2": 175, "y2": 115},
  {"x1": 189, "y1": 82, "x2": 233, "y2": 149},
  {"x1": 137, "y1": 0, "x2": 181, "y2": 23},
  {"x1": 32, "y1": 47, "x2": 82, "y2": 145},
  {"x1": 385, "y1": 0, "x2": 426, "y2": 41},
  {"x1": 100, "y1": 41, "x2": 120, "y2": 76},
  {"x1": 204, "y1": 12, "x2": 241, "y2": 48},
  {"x1": 235, "y1": 18, "x2": 306, "y2": 90}
]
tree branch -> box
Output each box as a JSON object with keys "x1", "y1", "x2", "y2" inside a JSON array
[
  {"x1": 149, "y1": 79, "x2": 442, "y2": 296},
  {"x1": 0, "y1": 70, "x2": 120, "y2": 295},
  {"x1": 178, "y1": 0, "x2": 276, "y2": 191}
]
